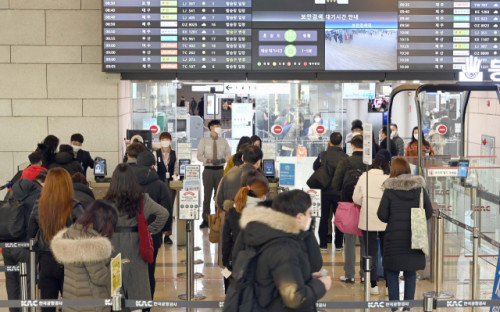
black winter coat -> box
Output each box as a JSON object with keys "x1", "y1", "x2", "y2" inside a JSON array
[
  {"x1": 76, "y1": 149, "x2": 94, "y2": 177},
  {"x1": 380, "y1": 138, "x2": 398, "y2": 158},
  {"x1": 49, "y1": 152, "x2": 84, "y2": 176},
  {"x1": 36, "y1": 143, "x2": 57, "y2": 169},
  {"x1": 312, "y1": 146, "x2": 348, "y2": 195},
  {"x1": 377, "y1": 174, "x2": 433, "y2": 272},
  {"x1": 10, "y1": 178, "x2": 42, "y2": 241},
  {"x1": 234, "y1": 206, "x2": 326, "y2": 312},
  {"x1": 132, "y1": 165, "x2": 172, "y2": 246},
  {"x1": 73, "y1": 182, "x2": 95, "y2": 209}
]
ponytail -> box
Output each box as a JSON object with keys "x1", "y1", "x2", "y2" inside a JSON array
[{"x1": 234, "y1": 186, "x2": 249, "y2": 213}]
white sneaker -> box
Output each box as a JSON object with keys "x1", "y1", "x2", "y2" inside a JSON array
[{"x1": 370, "y1": 286, "x2": 379, "y2": 295}]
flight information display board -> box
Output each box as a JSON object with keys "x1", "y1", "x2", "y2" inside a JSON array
[{"x1": 102, "y1": 0, "x2": 500, "y2": 73}]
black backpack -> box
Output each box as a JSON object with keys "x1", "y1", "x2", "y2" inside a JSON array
[
  {"x1": 0, "y1": 191, "x2": 27, "y2": 242},
  {"x1": 341, "y1": 161, "x2": 364, "y2": 202},
  {"x1": 223, "y1": 238, "x2": 287, "y2": 312}
]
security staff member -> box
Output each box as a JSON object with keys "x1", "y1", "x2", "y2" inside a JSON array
[{"x1": 197, "y1": 120, "x2": 231, "y2": 229}]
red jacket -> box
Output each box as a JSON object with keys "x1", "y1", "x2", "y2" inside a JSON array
[{"x1": 20, "y1": 165, "x2": 47, "y2": 181}]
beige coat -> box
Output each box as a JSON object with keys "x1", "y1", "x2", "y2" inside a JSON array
[
  {"x1": 51, "y1": 224, "x2": 112, "y2": 312},
  {"x1": 353, "y1": 169, "x2": 389, "y2": 231}
]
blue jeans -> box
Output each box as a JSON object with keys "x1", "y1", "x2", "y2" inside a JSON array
[{"x1": 386, "y1": 270, "x2": 417, "y2": 301}]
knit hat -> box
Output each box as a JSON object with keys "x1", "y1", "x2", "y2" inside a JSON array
[
  {"x1": 375, "y1": 149, "x2": 392, "y2": 162},
  {"x1": 137, "y1": 151, "x2": 156, "y2": 167}
]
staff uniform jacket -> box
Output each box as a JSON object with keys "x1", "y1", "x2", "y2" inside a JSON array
[
  {"x1": 76, "y1": 149, "x2": 94, "y2": 177},
  {"x1": 234, "y1": 206, "x2": 326, "y2": 312},
  {"x1": 155, "y1": 148, "x2": 176, "y2": 182},
  {"x1": 110, "y1": 194, "x2": 168, "y2": 302},
  {"x1": 377, "y1": 174, "x2": 433, "y2": 271},
  {"x1": 352, "y1": 169, "x2": 389, "y2": 232},
  {"x1": 51, "y1": 224, "x2": 112, "y2": 312}
]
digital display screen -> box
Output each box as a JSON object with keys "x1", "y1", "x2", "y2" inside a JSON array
[
  {"x1": 103, "y1": 0, "x2": 500, "y2": 73},
  {"x1": 94, "y1": 159, "x2": 107, "y2": 177},
  {"x1": 263, "y1": 159, "x2": 275, "y2": 176},
  {"x1": 179, "y1": 159, "x2": 191, "y2": 176},
  {"x1": 458, "y1": 160, "x2": 469, "y2": 178}
]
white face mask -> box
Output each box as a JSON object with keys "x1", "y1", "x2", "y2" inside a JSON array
[
  {"x1": 390, "y1": 131, "x2": 397, "y2": 139},
  {"x1": 314, "y1": 117, "x2": 321, "y2": 123},
  {"x1": 379, "y1": 134, "x2": 383, "y2": 142},
  {"x1": 214, "y1": 127, "x2": 222, "y2": 134},
  {"x1": 72, "y1": 145, "x2": 81, "y2": 152},
  {"x1": 161, "y1": 140, "x2": 171, "y2": 148},
  {"x1": 414, "y1": 133, "x2": 419, "y2": 140}
]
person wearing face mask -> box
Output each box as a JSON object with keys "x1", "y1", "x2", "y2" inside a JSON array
[
  {"x1": 197, "y1": 119, "x2": 231, "y2": 229},
  {"x1": 405, "y1": 126, "x2": 434, "y2": 157},
  {"x1": 379, "y1": 126, "x2": 397, "y2": 158},
  {"x1": 230, "y1": 190, "x2": 331, "y2": 311},
  {"x1": 155, "y1": 132, "x2": 176, "y2": 183},
  {"x1": 70, "y1": 133, "x2": 94, "y2": 178},
  {"x1": 389, "y1": 124, "x2": 405, "y2": 156}
]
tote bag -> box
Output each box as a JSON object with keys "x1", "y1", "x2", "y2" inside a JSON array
[
  {"x1": 411, "y1": 188, "x2": 428, "y2": 255},
  {"x1": 333, "y1": 202, "x2": 362, "y2": 236}
]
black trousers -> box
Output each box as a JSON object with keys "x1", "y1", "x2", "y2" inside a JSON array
[
  {"x1": 361, "y1": 230, "x2": 385, "y2": 288},
  {"x1": 148, "y1": 232, "x2": 163, "y2": 299},
  {"x1": 318, "y1": 192, "x2": 343, "y2": 248},
  {"x1": 38, "y1": 252, "x2": 64, "y2": 312},
  {"x1": 3, "y1": 248, "x2": 30, "y2": 312}
]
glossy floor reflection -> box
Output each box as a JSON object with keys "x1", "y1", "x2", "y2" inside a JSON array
[{"x1": 0, "y1": 218, "x2": 496, "y2": 312}]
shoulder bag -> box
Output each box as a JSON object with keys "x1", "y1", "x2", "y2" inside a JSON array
[
  {"x1": 333, "y1": 202, "x2": 362, "y2": 236},
  {"x1": 306, "y1": 152, "x2": 332, "y2": 189},
  {"x1": 137, "y1": 200, "x2": 154, "y2": 264},
  {"x1": 411, "y1": 188, "x2": 428, "y2": 255}
]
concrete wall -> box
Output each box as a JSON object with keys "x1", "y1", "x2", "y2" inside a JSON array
[{"x1": 0, "y1": 1, "x2": 121, "y2": 196}]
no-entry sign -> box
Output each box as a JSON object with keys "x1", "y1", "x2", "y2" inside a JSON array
[
  {"x1": 316, "y1": 125, "x2": 325, "y2": 135},
  {"x1": 271, "y1": 125, "x2": 283, "y2": 135},
  {"x1": 437, "y1": 124, "x2": 447, "y2": 135},
  {"x1": 150, "y1": 125, "x2": 160, "y2": 134}
]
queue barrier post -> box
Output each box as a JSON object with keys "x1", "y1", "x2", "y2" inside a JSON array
[
  {"x1": 112, "y1": 292, "x2": 122, "y2": 312},
  {"x1": 424, "y1": 295, "x2": 435, "y2": 312},
  {"x1": 29, "y1": 238, "x2": 36, "y2": 302},
  {"x1": 19, "y1": 262, "x2": 28, "y2": 312},
  {"x1": 362, "y1": 256, "x2": 371, "y2": 312}
]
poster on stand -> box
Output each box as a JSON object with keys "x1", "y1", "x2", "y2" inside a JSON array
[
  {"x1": 304, "y1": 189, "x2": 321, "y2": 217},
  {"x1": 179, "y1": 190, "x2": 200, "y2": 220}
]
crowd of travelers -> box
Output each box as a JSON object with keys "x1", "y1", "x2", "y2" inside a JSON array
[{"x1": 1, "y1": 119, "x2": 434, "y2": 312}]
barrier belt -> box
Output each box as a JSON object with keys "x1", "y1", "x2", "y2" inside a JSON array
[
  {"x1": 0, "y1": 266, "x2": 20, "y2": 272},
  {"x1": 435, "y1": 299, "x2": 500, "y2": 308},
  {"x1": 0, "y1": 242, "x2": 29, "y2": 248},
  {"x1": 441, "y1": 213, "x2": 500, "y2": 248},
  {"x1": 0, "y1": 299, "x2": 111, "y2": 308},
  {"x1": 124, "y1": 299, "x2": 423, "y2": 309}
]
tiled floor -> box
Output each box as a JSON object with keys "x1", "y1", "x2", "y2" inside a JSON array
[{"x1": 0, "y1": 218, "x2": 497, "y2": 312}]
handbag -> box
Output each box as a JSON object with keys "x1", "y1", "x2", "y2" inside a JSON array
[
  {"x1": 411, "y1": 188, "x2": 429, "y2": 255},
  {"x1": 208, "y1": 208, "x2": 222, "y2": 243},
  {"x1": 137, "y1": 200, "x2": 154, "y2": 264},
  {"x1": 333, "y1": 202, "x2": 362, "y2": 236},
  {"x1": 0, "y1": 192, "x2": 26, "y2": 242},
  {"x1": 306, "y1": 152, "x2": 332, "y2": 189}
]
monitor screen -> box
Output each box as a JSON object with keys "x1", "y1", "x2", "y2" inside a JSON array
[
  {"x1": 263, "y1": 159, "x2": 275, "y2": 177},
  {"x1": 126, "y1": 129, "x2": 152, "y2": 150},
  {"x1": 179, "y1": 159, "x2": 191, "y2": 176},
  {"x1": 457, "y1": 160, "x2": 469, "y2": 178},
  {"x1": 177, "y1": 119, "x2": 187, "y2": 132},
  {"x1": 94, "y1": 158, "x2": 107, "y2": 177}
]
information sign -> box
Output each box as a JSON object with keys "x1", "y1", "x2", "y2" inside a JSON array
[
  {"x1": 110, "y1": 253, "x2": 122, "y2": 296},
  {"x1": 179, "y1": 190, "x2": 200, "y2": 220},
  {"x1": 279, "y1": 163, "x2": 295, "y2": 186}
]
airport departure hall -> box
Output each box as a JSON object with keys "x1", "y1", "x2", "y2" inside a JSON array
[{"x1": 0, "y1": 0, "x2": 500, "y2": 312}]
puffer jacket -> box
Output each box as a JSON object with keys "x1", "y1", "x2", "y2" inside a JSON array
[
  {"x1": 377, "y1": 174, "x2": 433, "y2": 271},
  {"x1": 353, "y1": 169, "x2": 389, "y2": 231},
  {"x1": 51, "y1": 224, "x2": 112, "y2": 312},
  {"x1": 49, "y1": 152, "x2": 84, "y2": 176},
  {"x1": 73, "y1": 183, "x2": 95, "y2": 209},
  {"x1": 234, "y1": 206, "x2": 326, "y2": 312}
]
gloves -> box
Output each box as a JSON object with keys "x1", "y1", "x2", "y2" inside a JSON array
[{"x1": 211, "y1": 159, "x2": 222, "y2": 166}]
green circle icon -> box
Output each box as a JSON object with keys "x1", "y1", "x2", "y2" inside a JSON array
[
  {"x1": 284, "y1": 45, "x2": 297, "y2": 57},
  {"x1": 257, "y1": 62, "x2": 262, "y2": 66},
  {"x1": 285, "y1": 29, "x2": 297, "y2": 42}
]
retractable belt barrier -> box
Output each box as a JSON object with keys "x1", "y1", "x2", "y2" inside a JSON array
[
  {"x1": 0, "y1": 299, "x2": 497, "y2": 310},
  {"x1": 0, "y1": 242, "x2": 30, "y2": 248},
  {"x1": 441, "y1": 212, "x2": 500, "y2": 248}
]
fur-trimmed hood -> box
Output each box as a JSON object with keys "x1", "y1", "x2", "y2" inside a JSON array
[
  {"x1": 382, "y1": 174, "x2": 426, "y2": 191},
  {"x1": 51, "y1": 224, "x2": 112, "y2": 265},
  {"x1": 223, "y1": 196, "x2": 262, "y2": 213},
  {"x1": 240, "y1": 206, "x2": 300, "y2": 235}
]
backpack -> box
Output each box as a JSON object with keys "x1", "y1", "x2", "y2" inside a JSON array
[
  {"x1": 341, "y1": 161, "x2": 363, "y2": 202},
  {"x1": 0, "y1": 191, "x2": 27, "y2": 242},
  {"x1": 223, "y1": 238, "x2": 287, "y2": 312}
]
